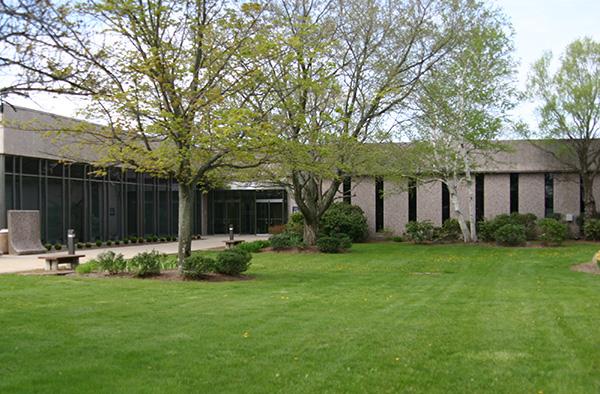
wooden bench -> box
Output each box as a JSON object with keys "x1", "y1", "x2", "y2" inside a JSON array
[
  {"x1": 223, "y1": 240, "x2": 245, "y2": 249},
  {"x1": 38, "y1": 253, "x2": 85, "y2": 271}
]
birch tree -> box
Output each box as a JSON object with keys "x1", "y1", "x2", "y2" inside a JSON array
[
  {"x1": 1, "y1": 0, "x2": 273, "y2": 267},
  {"x1": 408, "y1": 6, "x2": 517, "y2": 242},
  {"x1": 527, "y1": 38, "x2": 600, "y2": 219}
]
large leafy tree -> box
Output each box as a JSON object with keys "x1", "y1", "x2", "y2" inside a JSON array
[
  {"x1": 528, "y1": 38, "x2": 600, "y2": 219},
  {"x1": 258, "y1": 0, "x2": 476, "y2": 245},
  {"x1": 1, "y1": 0, "x2": 273, "y2": 266},
  {"x1": 407, "y1": 5, "x2": 517, "y2": 242}
]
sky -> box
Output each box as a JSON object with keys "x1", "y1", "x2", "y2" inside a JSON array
[{"x1": 4, "y1": 0, "x2": 600, "y2": 131}]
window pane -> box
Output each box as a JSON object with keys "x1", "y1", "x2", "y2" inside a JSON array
[
  {"x1": 21, "y1": 157, "x2": 38, "y2": 175},
  {"x1": 70, "y1": 180, "x2": 84, "y2": 241},
  {"x1": 127, "y1": 183, "x2": 138, "y2": 237},
  {"x1": 21, "y1": 176, "x2": 39, "y2": 210},
  {"x1": 47, "y1": 178, "x2": 64, "y2": 243}
]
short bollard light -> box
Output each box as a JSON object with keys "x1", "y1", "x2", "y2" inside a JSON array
[
  {"x1": 67, "y1": 229, "x2": 76, "y2": 255},
  {"x1": 229, "y1": 224, "x2": 234, "y2": 241}
]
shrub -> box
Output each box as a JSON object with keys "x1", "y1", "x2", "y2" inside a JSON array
[
  {"x1": 510, "y1": 212, "x2": 538, "y2": 240},
  {"x1": 115, "y1": 240, "x2": 121, "y2": 246},
  {"x1": 182, "y1": 254, "x2": 216, "y2": 279},
  {"x1": 76, "y1": 242, "x2": 84, "y2": 249},
  {"x1": 494, "y1": 224, "x2": 526, "y2": 246},
  {"x1": 405, "y1": 221, "x2": 434, "y2": 243},
  {"x1": 215, "y1": 249, "x2": 252, "y2": 275},
  {"x1": 479, "y1": 213, "x2": 538, "y2": 242},
  {"x1": 76, "y1": 261, "x2": 98, "y2": 274},
  {"x1": 96, "y1": 251, "x2": 126, "y2": 274},
  {"x1": 122, "y1": 239, "x2": 129, "y2": 245},
  {"x1": 130, "y1": 237, "x2": 138, "y2": 244},
  {"x1": 236, "y1": 240, "x2": 271, "y2": 253},
  {"x1": 391, "y1": 236, "x2": 403, "y2": 242},
  {"x1": 285, "y1": 212, "x2": 304, "y2": 238},
  {"x1": 128, "y1": 250, "x2": 165, "y2": 277},
  {"x1": 160, "y1": 237, "x2": 166, "y2": 242},
  {"x1": 54, "y1": 243, "x2": 62, "y2": 251},
  {"x1": 583, "y1": 219, "x2": 600, "y2": 241},
  {"x1": 85, "y1": 242, "x2": 92, "y2": 248},
  {"x1": 138, "y1": 237, "x2": 145, "y2": 244},
  {"x1": 537, "y1": 218, "x2": 568, "y2": 246},
  {"x1": 270, "y1": 232, "x2": 303, "y2": 250},
  {"x1": 44, "y1": 243, "x2": 52, "y2": 251},
  {"x1": 316, "y1": 234, "x2": 352, "y2": 253},
  {"x1": 106, "y1": 240, "x2": 113, "y2": 246},
  {"x1": 320, "y1": 202, "x2": 369, "y2": 242},
  {"x1": 95, "y1": 240, "x2": 102, "y2": 247},
  {"x1": 440, "y1": 219, "x2": 462, "y2": 241}
]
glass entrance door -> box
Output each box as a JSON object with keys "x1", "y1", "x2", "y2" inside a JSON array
[
  {"x1": 256, "y1": 200, "x2": 285, "y2": 234},
  {"x1": 213, "y1": 200, "x2": 241, "y2": 234}
]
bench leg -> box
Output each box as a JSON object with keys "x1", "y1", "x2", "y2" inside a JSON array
[
  {"x1": 45, "y1": 261, "x2": 52, "y2": 271},
  {"x1": 51, "y1": 260, "x2": 59, "y2": 271}
]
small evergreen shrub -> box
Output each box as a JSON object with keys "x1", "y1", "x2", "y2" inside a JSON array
[
  {"x1": 76, "y1": 261, "x2": 98, "y2": 274},
  {"x1": 44, "y1": 243, "x2": 52, "y2": 251},
  {"x1": 236, "y1": 240, "x2": 271, "y2": 253},
  {"x1": 128, "y1": 250, "x2": 165, "y2": 277},
  {"x1": 440, "y1": 219, "x2": 462, "y2": 241},
  {"x1": 583, "y1": 219, "x2": 600, "y2": 241},
  {"x1": 95, "y1": 240, "x2": 102, "y2": 247},
  {"x1": 123, "y1": 239, "x2": 129, "y2": 244},
  {"x1": 138, "y1": 237, "x2": 145, "y2": 243},
  {"x1": 106, "y1": 240, "x2": 113, "y2": 246},
  {"x1": 96, "y1": 251, "x2": 126, "y2": 274},
  {"x1": 76, "y1": 242, "x2": 84, "y2": 249},
  {"x1": 494, "y1": 224, "x2": 526, "y2": 246},
  {"x1": 115, "y1": 240, "x2": 121, "y2": 246},
  {"x1": 510, "y1": 212, "x2": 538, "y2": 240},
  {"x1": 85, "y1": 242, "x2": 92, "y2": 248},
  {"x1": 320, "y1": 202, "x2": 368, "y2": 242},
  {"x1": 537, "y1": 218, "x2": 568, "y2": 246},
  {"x1": 479, "y1": 213, "x2": 538, "y2": 242},
  {"x1": 130, "y1": 237, "x2": 138, "y2": 244},
  {"x1": 270, "y1": 233, "x2": 303, "y2": 250},
  {"x1": 285, "y1": 212, "x2": 304, "y2": 238},
  {"x1": 316, "y1": 234, "x2": 352, "y2": 253},
  {"x1": 54, "y1": 243, "x2": 62, "y2": 251},
  {"x1": 391, "y1": 236, "x2": 403, "y2": 242},
  {"x1": 182, "y1": 254, "x2": 216, "y2": 279},
  {"x1": 405, "y1": 221, "x2": 434, "y2": 243},
  {"x1": 215, "y1": 249, "x2": 252, "y2": 275}
]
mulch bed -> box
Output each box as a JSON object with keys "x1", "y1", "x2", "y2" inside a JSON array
[
  {"x1": 571, "y1": 262, "x2": 600, "y2": 275},
  {"x1": 17, "y1": 269, "x2": 253, "y2": 282},
  {"x1": 260, "y1": 246, "x2": 320, "y2": 253}
]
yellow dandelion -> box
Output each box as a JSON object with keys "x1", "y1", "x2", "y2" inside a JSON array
[{"x1": 243, "y1": 331, "x2": 250, "y2": 338}]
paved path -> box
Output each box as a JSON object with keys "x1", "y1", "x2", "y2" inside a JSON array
[{"x1": 0, "y1": 235, "x2": 268, "y2": 274}]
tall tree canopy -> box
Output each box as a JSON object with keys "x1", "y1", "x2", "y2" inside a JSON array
[
  {"x1": 528, "y1": 37, "x2": 600, "y2": 219},
  {"x1": 257, "y1": 0, "x2": 481, "y2": 244},
  {"x1": 407, "y1": 4, "x2": 517, "y2": 242},
  {"x1": 1, "y1": 0, "x2": 274, "y2": 266}
]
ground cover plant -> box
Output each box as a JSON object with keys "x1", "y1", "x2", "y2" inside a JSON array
[{"x1": 1, "y1": 243, "x2": 600, "y2": 393}]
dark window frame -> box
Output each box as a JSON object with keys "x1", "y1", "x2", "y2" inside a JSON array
[
  {"x1": 375, "y1": 177, "x2": 384, "y2": 232},
  {"x1": 510, "y1": 173, "x2": 519, "y2": 213}
]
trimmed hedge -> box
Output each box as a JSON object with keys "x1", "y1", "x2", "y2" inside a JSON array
[
  {"x1": 320, "y1": 202, "x2": 368, "y2": 243},
  {"x1": 215, "y1": 249, "x2": 252, "y2": 275},
  {"x1": 182, "y1": 255, "x2": 216, "y2": 279},
  {"x1": 270, "y1": 233, "x2": 303, "y2": 250},
  {"x1": 495, "y1": 223, "x2": 526, "y2": 246},
  {"x1": 405, "y1": 220, "x2": 434, "y2": 243},
  {"x1": 537, "y1": 218, "x2": 568, "y2": 246},
  {"x1": 583, "y1": 219, "x2": 600, "y2": 241},
  {"x1": 316, "y1": 234, "x2": 352, "y2": 253}
]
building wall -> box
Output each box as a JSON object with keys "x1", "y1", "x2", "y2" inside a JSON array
[
  {"x1": 554, "y1": 173, "x2": 580, "y2": 215},
  {"x1": 383, "y1": 180, "x2": 408, "y2": 236},
  {"x1": 417, "y1": 181, "x2": 442, "y2": 226},
  {"x1": 484, "y1": 174, "x2": 510, "y2": 219},
  {"x1": 518, "y1": 173, "x2": 545, "y2": 218},
  {"x1": 353, "y1": 177, "x2": 376, "y2": 235}
]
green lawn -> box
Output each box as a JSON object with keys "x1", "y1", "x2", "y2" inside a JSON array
[{"x1": 1, "y1": 243, "x2": 600, "y2": 393}]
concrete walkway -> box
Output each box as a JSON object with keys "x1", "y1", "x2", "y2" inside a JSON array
[{"x1": 0, "y1": 234, "x2": 269, "y2": 274}]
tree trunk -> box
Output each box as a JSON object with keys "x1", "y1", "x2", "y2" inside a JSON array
[
  {"x1": 303, "y1": 219, "x2": 318, "y2": 246},
  {"x1": 447, "y1": 180, "x2": 471, "y2": 242},
  {"x1": 465, "y1": 174, "x2": 478, "y2": 242},
  {"x1": 177, "y1": 183, "x2": 193, "y2": 270},
  {"x1": 582, "y1": 173, "x2": 597, "y2": 219}
]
